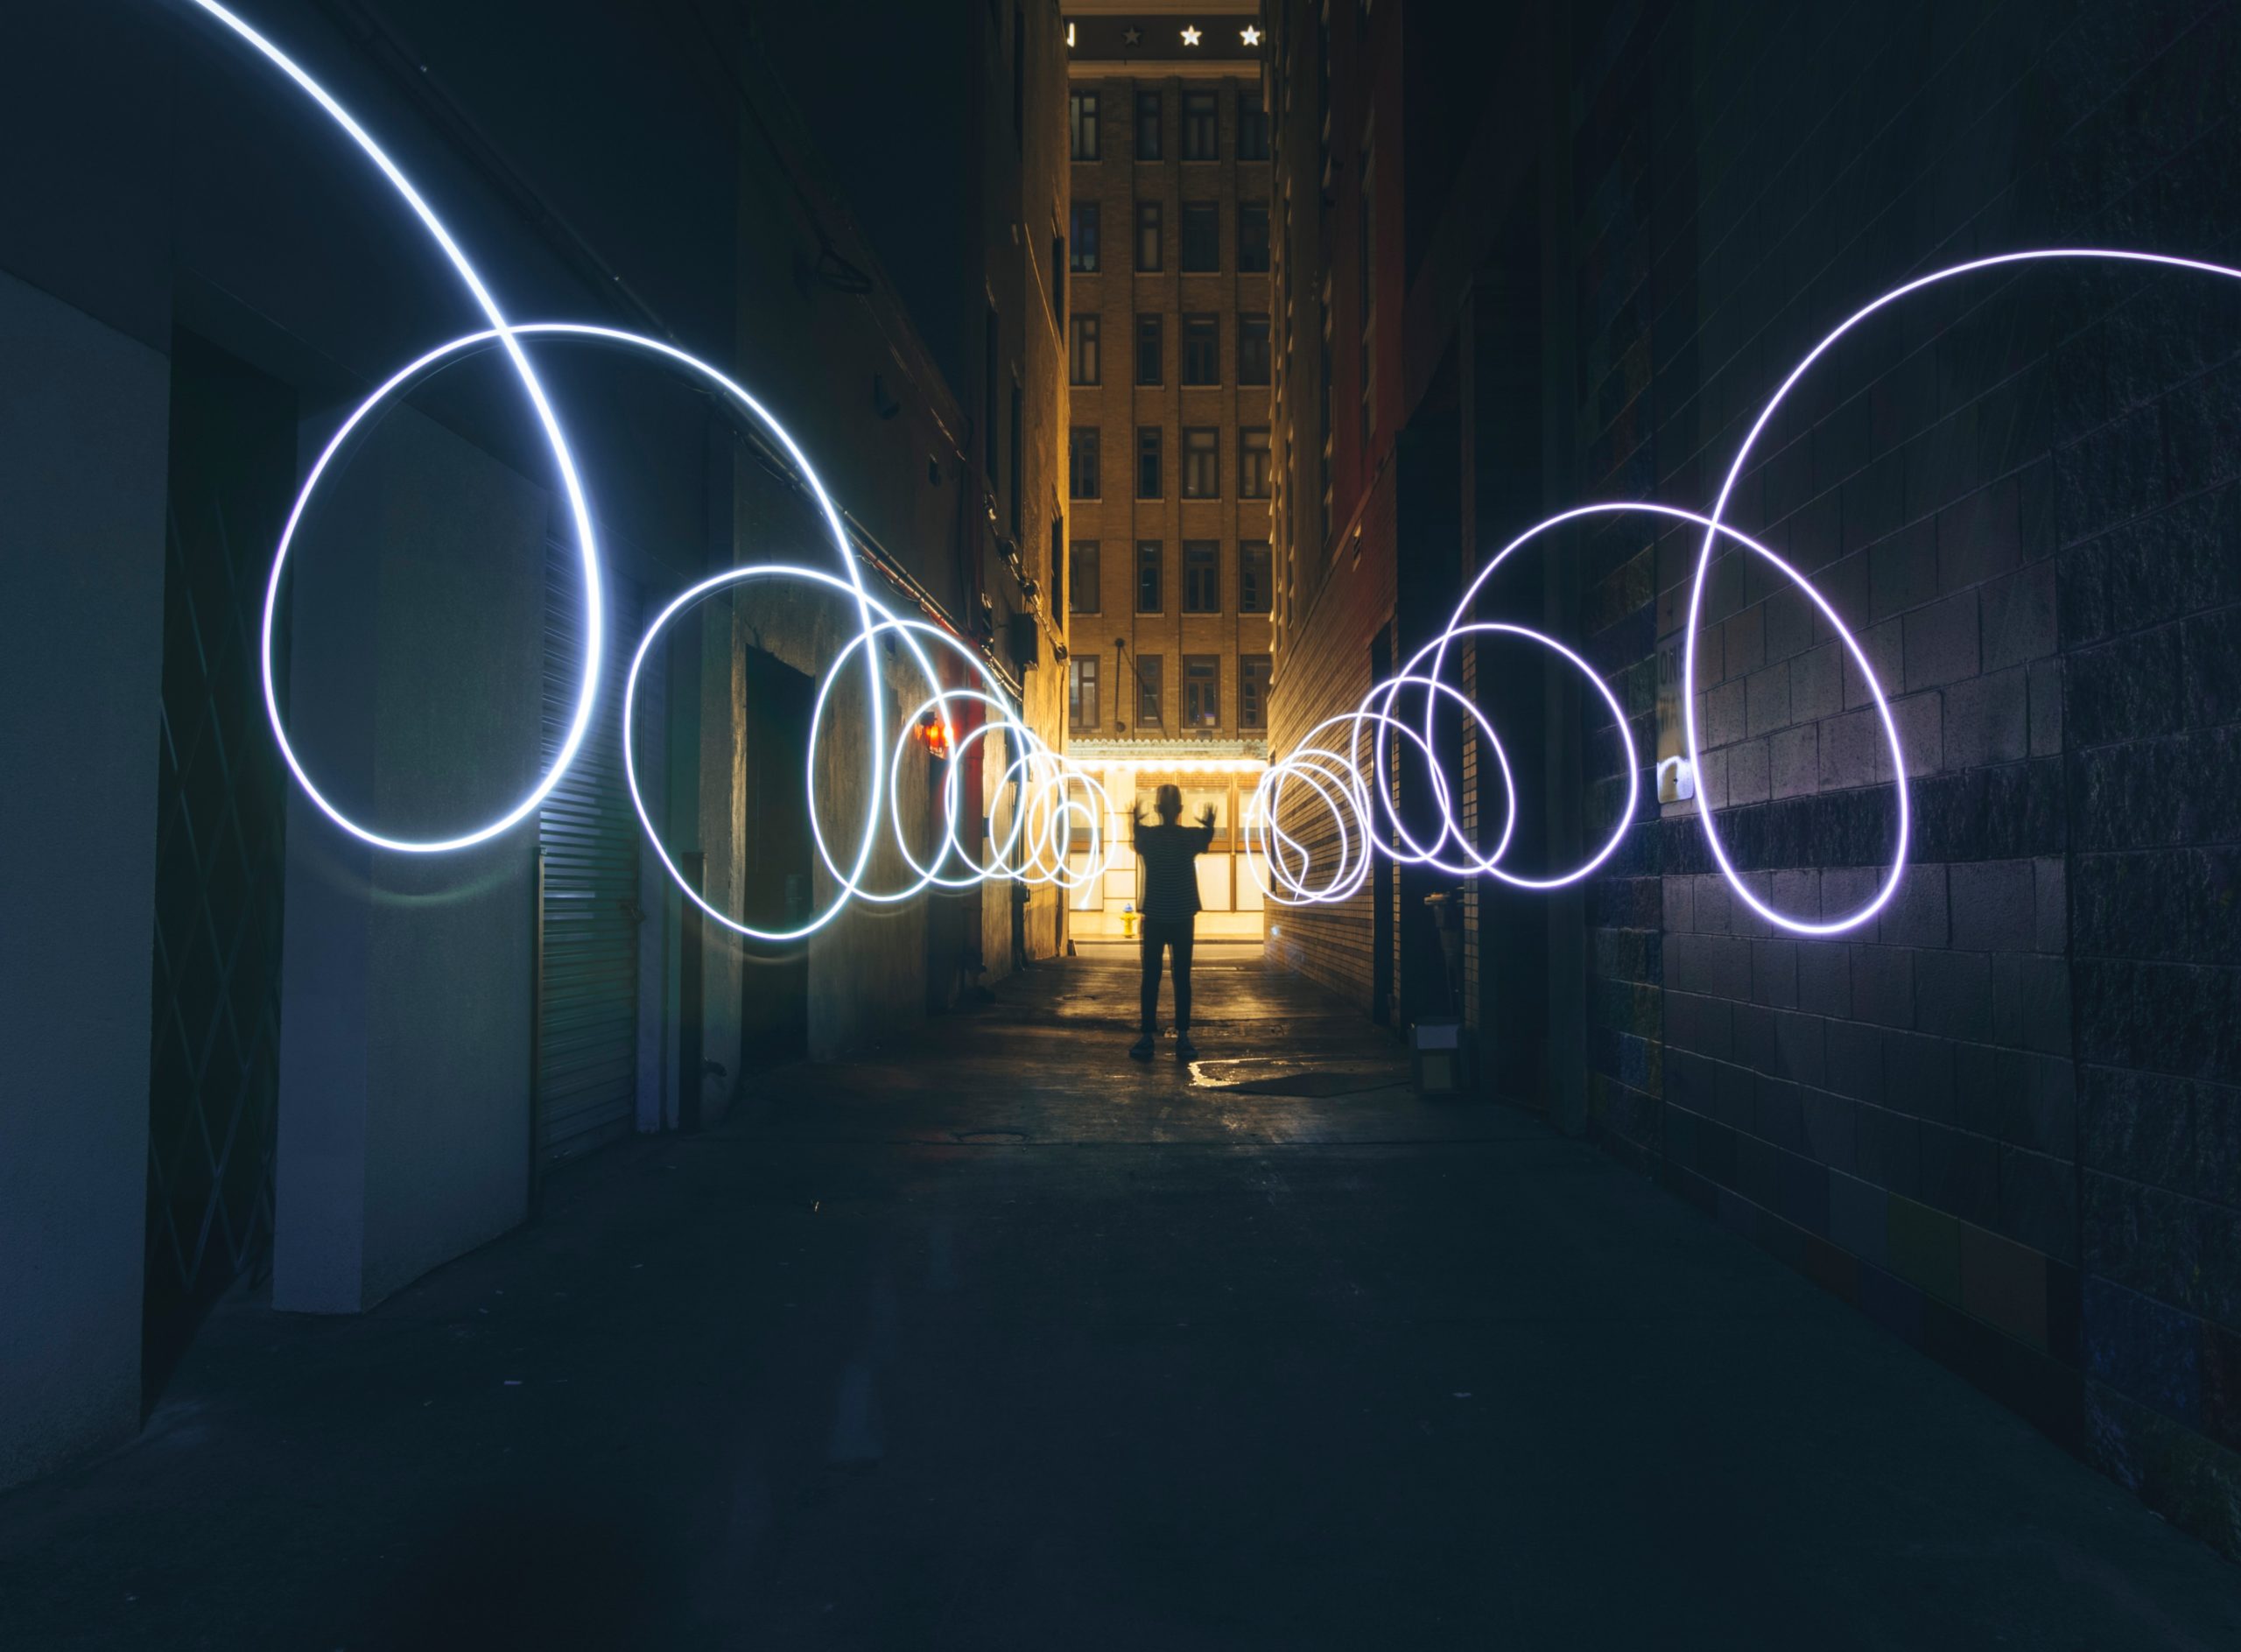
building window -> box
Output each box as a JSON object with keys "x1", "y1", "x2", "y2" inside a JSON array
[
  {"x1": 1181, "y1": 202, "x2": 1219, "y2": 271},
  {"x1": 1070, "y1": 314, "x2": 1100, "y2": 385},
  {"x1": 1070, "y1": 200, "x2": 1100, "y2": 271},
  {"x1": 1182, "y1": 426, "x2": 1219, "y2": 497},
  {"x1": 1135, "y1": 313, "x2": 1163, "y2": 385},
  {"x1": 1238, "y1": 88, "x2": 1270, "y2": 161},
  {"x1": 1135, "y1": 426, "x2": 1163, "y2": 498},
  {"x1": 1239, "y1": 201, "x2": 1270, "y2": 271},
  {"x1": 1240, "y1": 428, "x2": 1271, "y2": 498},
  {"x1": 1184, "y1": 539, "x2": 1219, "y2": 612},
  {"x1": 1240, "y1": 540, "x2": 1272, "y2": 612},
  {"x1": 1135, "y1": 200, "x2": 1162, "y2": 271},
  {"x1": 1182, "y1": 314, "x2": 1219, "y2": 384},
  {"x1": 1070, "y1": 90, "x2": 1099, "y2": 160},
  {"x1": 1135, "y1": 540, "x2": 1163, "y2": 613},
  {"x1": 1135, "y1": 88, "x2": 1161, "y2": 159},
  {"x1": 1070, "y1": 540, "x2": 1100, "y2": 614},
  {"x1": 1183, "y1": 89, "x2": 1217, "y2": 160},
  {"x1": 1239, "y1": 313, "x2": 1271, "y2": 384},
  {"x1": 1184, "y1": 655, "x2": 1220, "y2": 727},
  {"x1": 1069, "y1": 654, "x2": 1100, "y2": 731},
  {"x1": 1240, "y1": 654, "x2": 1271, "y2": 728},
  {"x1": 1069, "y1": 426, "x2": 1099, "y2": 498},
  {"x1": 1135, "y1": 652, "x2": 1163, "y2": 725}
]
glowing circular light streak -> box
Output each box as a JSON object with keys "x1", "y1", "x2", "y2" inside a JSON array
[
  {"x1": 1260, "y1": 251, "x2": 2241, "y2": 937},
  {"x1": 626, "y1": 563, "x2": 1112, "y2": 941},
  {"x1": 186, "y1": 0, "x2": 605, "y2": 854},
  {"x1": 184, "y1": 0, "x2": 2241, "y2": 952},
  {"x1": 1693, "y1": 248, "x2": 2241, "y2": 932}
]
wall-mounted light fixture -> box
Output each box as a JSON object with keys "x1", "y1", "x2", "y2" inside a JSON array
[{"x1": 915, "y1": 713, "x2": 953, "y2": 762}]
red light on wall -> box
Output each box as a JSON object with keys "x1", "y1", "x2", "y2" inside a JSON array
[{"x1": 915, "y1": 713, "x2": 953, "y2": 761}]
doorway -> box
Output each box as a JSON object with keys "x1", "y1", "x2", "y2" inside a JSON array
[
  {"x1": 739, "y1": 646, "x2": 813, "y2": 1062},
  {"x1": 143, "y1": 330, "x2": 295, "y2": 1407}
]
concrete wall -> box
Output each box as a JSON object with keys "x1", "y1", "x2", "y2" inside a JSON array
[
  {"x1": 1265, "y1": 0, "x2": 2241, "y2": 1562},
  {"x1": 1560, "y1": 0, "x2": 2241, "y2": 1560},
  {"x1": 0, "y1": 271, "x2": 172, "y2": 1484},
  {"x1": 273, "y1": 407, "x2": 544, "y2": 1311},
  {"x1": 0, "y1": 0, "x2": 1073, "y2": 1489}
]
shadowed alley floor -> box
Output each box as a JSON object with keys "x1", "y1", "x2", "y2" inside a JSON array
[{"x1": 2, "y1": 956, "x2": 2236, "y2": 1648}]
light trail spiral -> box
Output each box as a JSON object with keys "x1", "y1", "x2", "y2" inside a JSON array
[
  {"x1": 191, "y1": 0, "x2": 1112, "y2": 935},
  {"x1": 1250, "y1": 251, "x2": 2241, "y2": 938},
  {"x1": 187, "y1": 2, "x2": 2241, "y2": 946}
]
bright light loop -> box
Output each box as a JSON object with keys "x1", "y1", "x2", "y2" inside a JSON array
[
  {"x1": 182, "y1": 2, "x2": 2236, "y2": 953},
  {"x1": 1262, "y1": 252, "x2": 2241, "y2": 934},
  {"x1": 1695, "y1": 248, "x2": 2241, "y2": 932},
  {"x1": 188, "y1": 0, "x2": 606, "y2": 854},
  {"x1": 626, "y1": 562, "x2": 1112, "y2": 940}
]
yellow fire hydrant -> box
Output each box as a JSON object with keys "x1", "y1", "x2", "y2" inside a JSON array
[{"x1": 1120, "y1": 906, "x2": 1138, "y2": 940}]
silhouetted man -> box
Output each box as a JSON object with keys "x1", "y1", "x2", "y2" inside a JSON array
[{"x1": 1128, "y1": 783, "x2": 1216, "y2": 1062}]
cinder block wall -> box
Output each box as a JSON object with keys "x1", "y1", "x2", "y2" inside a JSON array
[{"x1": 1570, "y1": 0, "x2": 2241, "y2": 1557}]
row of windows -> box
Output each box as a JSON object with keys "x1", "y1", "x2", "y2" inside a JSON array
[
  {"x1": 1070, "y1": 88, "x2": 1269, "y2": 164},
  {"x1": 1069, "y1": 427, "x2": 1271, "y2": 500},
  {"x1": 1068, "y1": 653, "x2": 1273, "y2": 733},
  {"x1": 1067, "y1": 538, "x2": 1272, "y2": 616},
  {"x1": 1070, "y1": 313, "x2": 1271, "y2": 386},
  {"x1": 1068, "y1": 200, "x2": 1269, "y2": 275}
]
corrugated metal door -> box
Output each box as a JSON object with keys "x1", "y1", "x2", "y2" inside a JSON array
[{"x1": 537, "y1": 544, "x2": 642, "y2": 1162}]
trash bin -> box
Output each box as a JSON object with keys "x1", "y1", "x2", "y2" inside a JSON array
[{"x1": 1410, "y1": 1016, "x2": 1465, "y2": 1094}]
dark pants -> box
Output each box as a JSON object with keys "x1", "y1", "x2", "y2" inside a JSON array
[{"x1": 1139, "y1": 918, "x2": 1195, "y2": 1034}]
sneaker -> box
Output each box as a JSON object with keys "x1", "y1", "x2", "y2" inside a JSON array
[
  {"x1": 1128, "y1": 1036, "x2": 1156, "y2": 1062},
  {"x1": 1174, "y1": 1033, "x2": 1199, "y2": 1062}
]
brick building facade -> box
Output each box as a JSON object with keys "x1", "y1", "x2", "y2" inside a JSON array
[{"x1": 1063, "y1": 5, "x2": 1275, "y2": 938}]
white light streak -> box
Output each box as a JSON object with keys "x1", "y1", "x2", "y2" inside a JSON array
[
  {"x1": 180, "y1": 11, "x2": 2241, "y2": 946},
  {"x1": 1253, "y1": 250, "x2": 2241, "y2": 938}
]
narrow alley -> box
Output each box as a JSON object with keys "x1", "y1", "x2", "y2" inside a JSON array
[{"x1": 2, "y1": 956, "x2": 2233, "y2": 1648}]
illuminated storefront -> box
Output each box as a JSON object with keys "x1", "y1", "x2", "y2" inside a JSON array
[{"x1": 1063, "y1": 742, "x2": 1268, "y2": 942}]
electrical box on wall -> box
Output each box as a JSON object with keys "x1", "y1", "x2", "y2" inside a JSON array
[{"x1": 1654, "y1": 639, "x2": 1693, "y2": 805}]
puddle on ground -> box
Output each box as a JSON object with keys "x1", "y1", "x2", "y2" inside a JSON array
[{"x1": 1186, "y1": 1058, "x2": 1410, "y2": 1097}]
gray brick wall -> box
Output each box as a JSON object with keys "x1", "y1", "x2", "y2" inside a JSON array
[{"x1": 1571, "y1": 0, "x2": 2241, "y2": 1559}]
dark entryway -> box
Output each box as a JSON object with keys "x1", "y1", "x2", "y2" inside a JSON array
[
  {"x1": 739, "y1": 645, "x2": 812, "y2": 1063},
  {"x1": 142, "y1": 330, "x2": 295, "y2": 1407}
]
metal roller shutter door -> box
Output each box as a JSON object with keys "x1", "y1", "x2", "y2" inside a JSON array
[{"x1": 537, "y1": 542, "x2": 642, "y2": 1162}]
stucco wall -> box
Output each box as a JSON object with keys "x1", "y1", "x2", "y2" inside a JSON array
[
  {"x1": 273, "y1": 406, "x2": 544, "y2": 1311},
  {"x1": 0, "y1": 271, "x2": 172, "y2": 1482}
]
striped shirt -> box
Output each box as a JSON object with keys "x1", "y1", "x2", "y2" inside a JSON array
[{"x1": 1135, "y1": 823, "x2": 1214, "y2": 920}]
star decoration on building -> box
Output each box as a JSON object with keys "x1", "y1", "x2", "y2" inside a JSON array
[
  {"x1": 1121, "y1": 25, "x2": 1141, "y2": 45},
  {"x1": 1241, "y1": 25, "x2": 1261, "y2": 46},
  {"x1": 1180, "y1": 25, "x2": 1202, "y2": 46}
]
